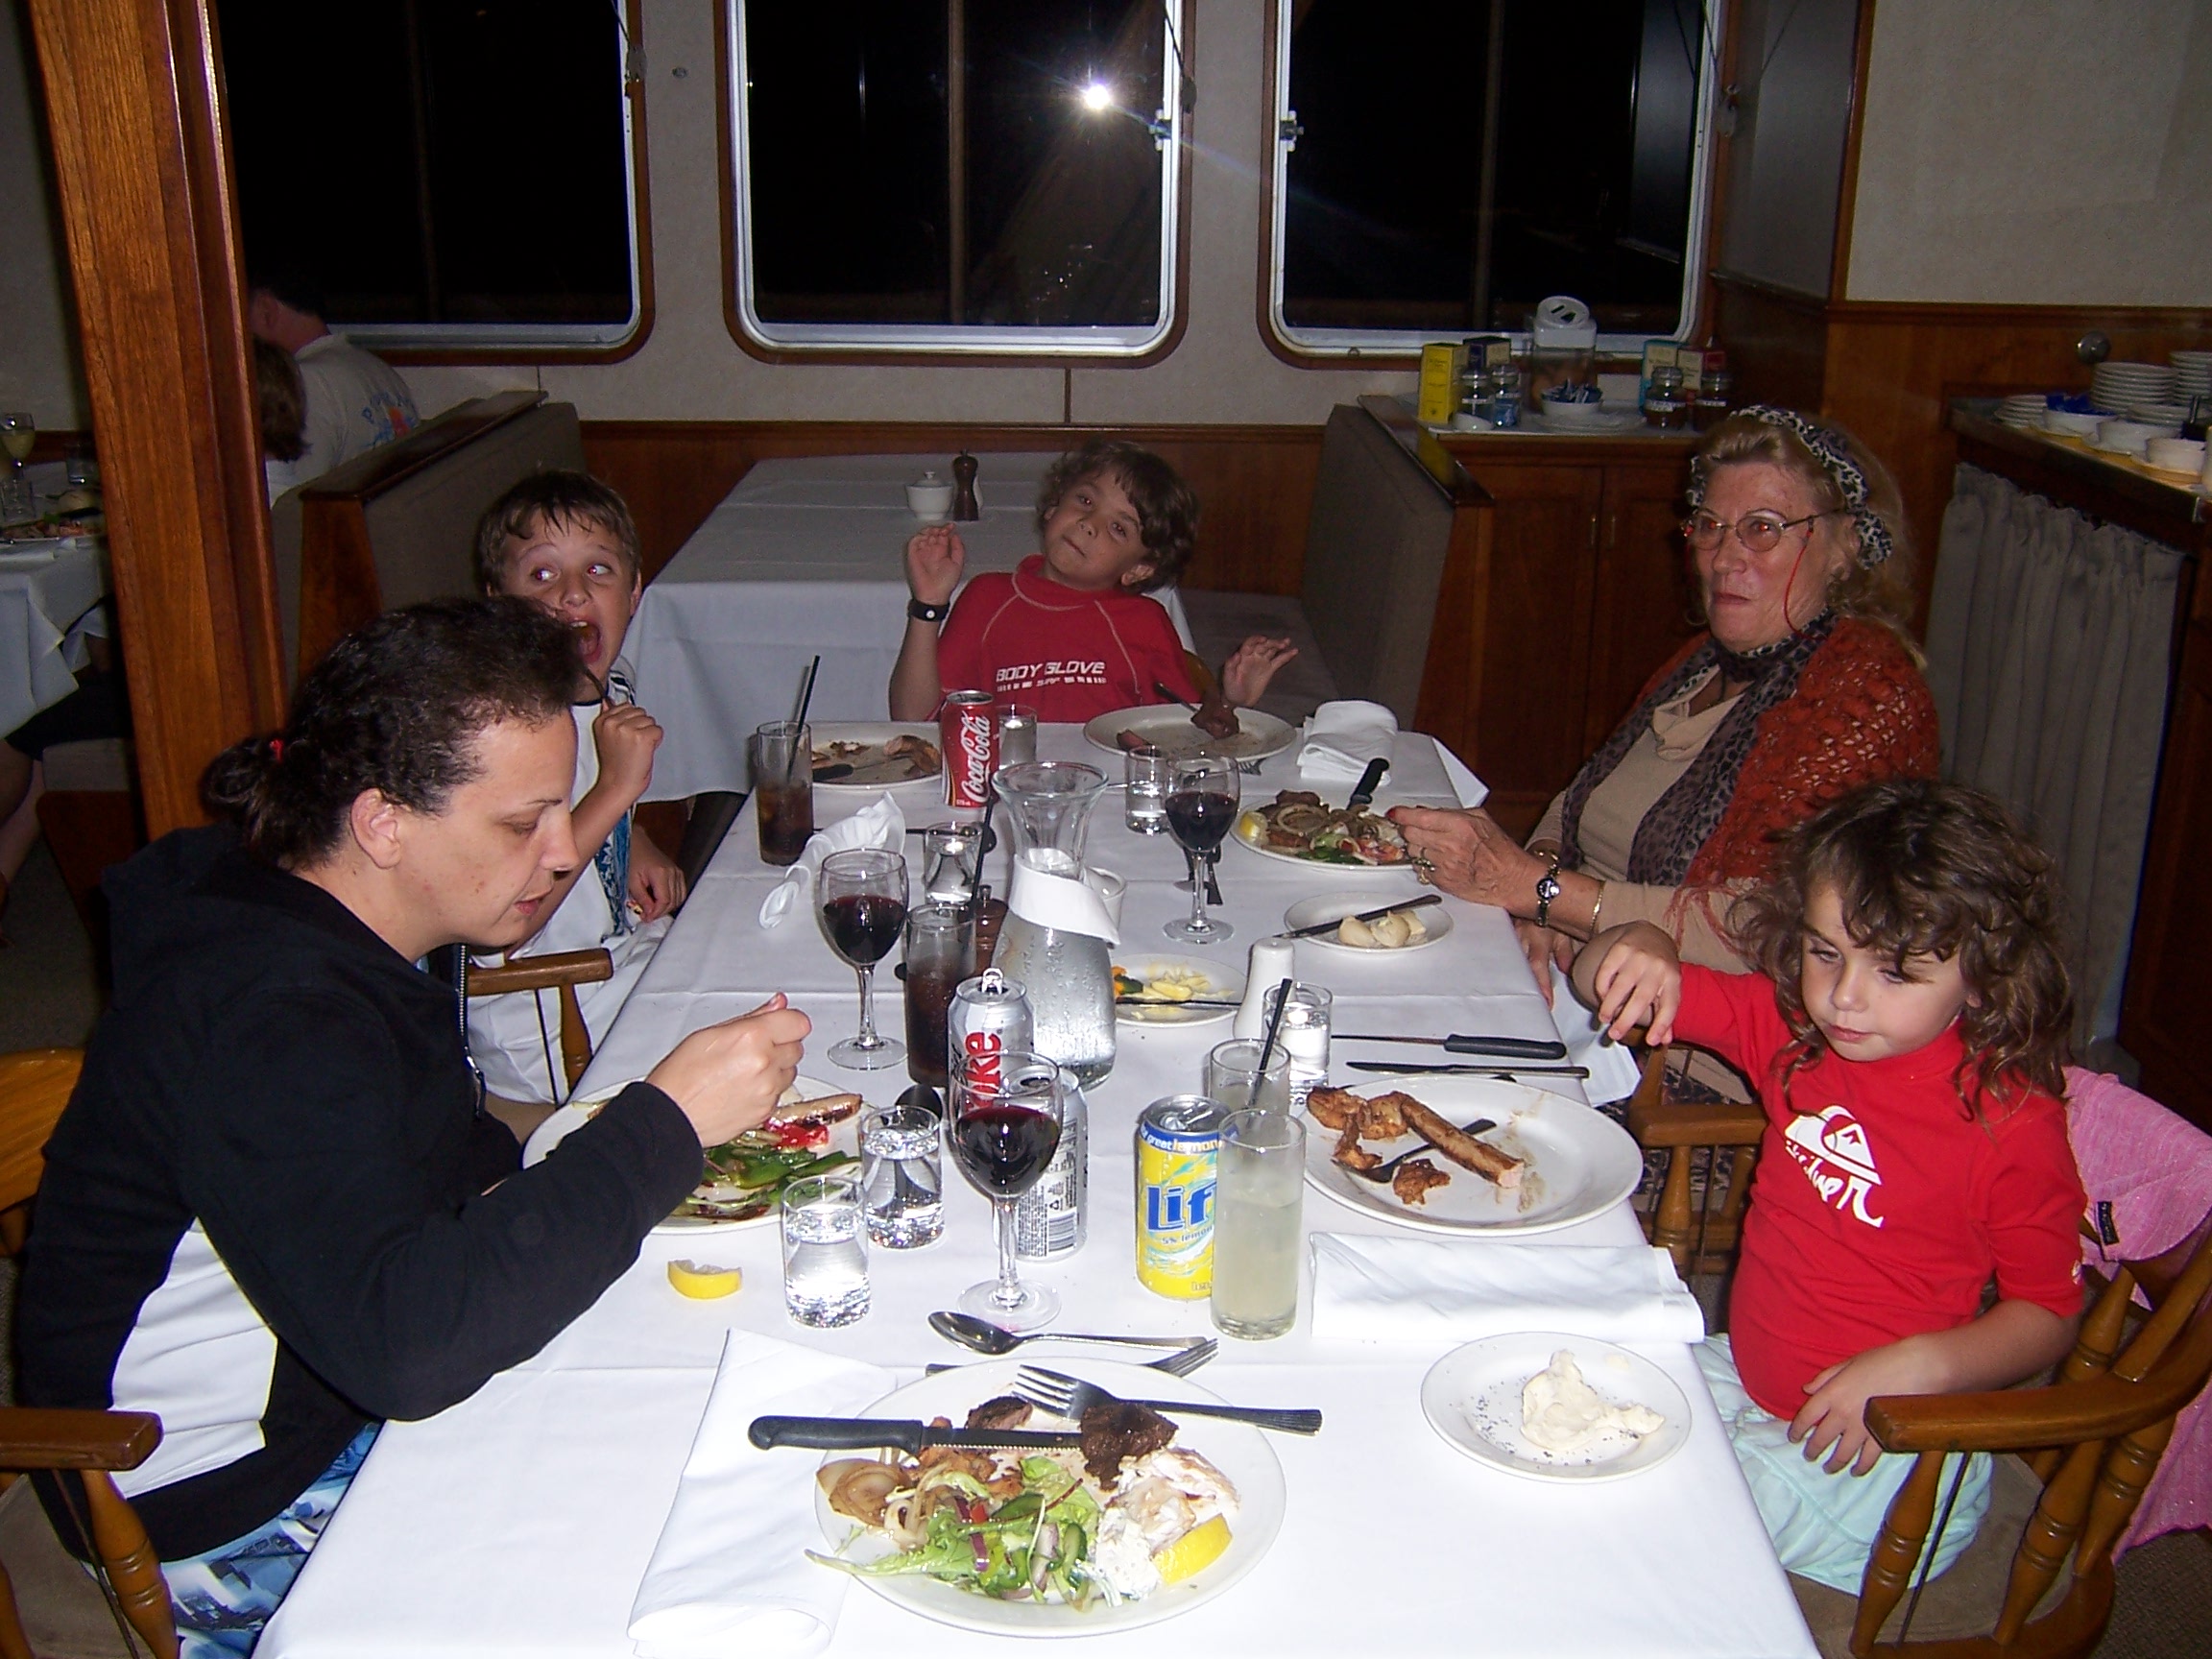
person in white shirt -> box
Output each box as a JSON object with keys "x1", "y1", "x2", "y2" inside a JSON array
[{"x1": 246, "y1": 269, "x2": 420, "y2": 489}]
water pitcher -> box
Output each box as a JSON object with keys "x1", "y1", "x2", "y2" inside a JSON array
[{"x1": 990, "y1": 762, "x2": 1118, "y2": 1084}]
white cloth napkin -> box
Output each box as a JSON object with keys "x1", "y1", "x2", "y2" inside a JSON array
[
  {"x1": 628, "y1": 1331, "x2": 894, "y2": 1659},
  {"x1": 1547, "y1": 963, "x2": 1647, "y2": 1104},
  {"x1": 758, "y1": 794, "x2": 906, "y2": 927},
  {"x1": 1005, "y1": 854, "x2": 1119, "y2": 945},
  {"x1": 1310, "y1": 1235, "x2": 1705, "y2": 1346},
  {"x1": 1299, "y1": 699, "x2": 1398, "y2": 787}
]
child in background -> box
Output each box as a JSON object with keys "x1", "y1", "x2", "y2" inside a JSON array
[
  {"x1": 468, "y1": 471, "x2": 685, "y2": 1123},
  {"x1": 887, "y1": 439, "x2": 1297, "y2": 722},
  {"x1": 1575, "y1": 779, "x2": 2083, "y2": 1590}
]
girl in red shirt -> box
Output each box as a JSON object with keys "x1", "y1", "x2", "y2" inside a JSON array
[{"x1": 1575, "y1": 779, "x2": 2083, "y2": 1590}]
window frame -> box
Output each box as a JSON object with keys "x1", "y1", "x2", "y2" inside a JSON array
[
  {"x1": 336, "y1": 0, "x2": 653, "y2": 366},
  {"x1": 719, "y1": 0, "x2": 1191, "y2": 364},
  {"x1": 1258, "y1": 0, "x2": 1727, "y2": 366}
]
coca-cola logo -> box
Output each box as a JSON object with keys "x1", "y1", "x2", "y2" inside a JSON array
[{"x1": 959, "y1": 719, "x2": 994, "y2": 766}]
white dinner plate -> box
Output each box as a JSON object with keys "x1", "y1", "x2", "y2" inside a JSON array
[
  {"x1": 1115, "y1": 954, "x2": 1243, "y2": 1026},
  {"x1": 809, "y1": 722, "x2": 944, "y2": 791},
  {"x1": 524, "y1": 1074, "x2": 859, "y2": 1232},
  {"x1": 1082, "y1": 706, "x2": 1296, "y2": 763},
  {"x1": 1421, "y1": 1334, "x2": 1691, "y2": 1482},
  {"x1": 814, "y1": 1358, "x2": 1286, "y2": 1636},
  {"x1": 1302, "y1": 1075, "x2": 1643, "y2": 1237},
  {"x1": 1229, "y1": 801, "x2": 1422, "y2": 878},
  {"x1": 1283, "y1": 891, "x2": 1453, "y2": 954}
]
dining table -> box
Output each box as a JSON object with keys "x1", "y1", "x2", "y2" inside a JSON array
[
  {"x1": 0, "y1": 461, "x2": 108, "y2": 738},
  {"x1": 260, "y1": 723, "x2": 1815, "y2": 1659},
  {"x1": 624, "y1": 453, "x2": 1194, "y2": 800}
]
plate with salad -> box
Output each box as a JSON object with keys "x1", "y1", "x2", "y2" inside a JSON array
[
  {"x1": 1230, "y1": 789, "x2": 1417, "y2": 874},
  {"x1": 522, "y1": 1077, "x2": 861, "y2": 1232},
  {"x1": 806, "y1": 1358, "x2": 1286, "y2": 1635}
]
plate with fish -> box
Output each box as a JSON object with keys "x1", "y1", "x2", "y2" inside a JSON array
[
  {"x1": 1421, "y1": 1334, "x2": 1690, "y2": 1481},
  {"x1": 1114, "y1": 956, "x2": 1243, "y2": 1026},
  {"x1": 1083, "y1": 706, "x2": 1296, "y2": 763},
  {"x1": 809, "y1": 723, "x2": 944, "y2": 789}
]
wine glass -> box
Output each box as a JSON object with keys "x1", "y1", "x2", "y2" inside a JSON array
[
  {"x1": 0, "y1": 414, "x2": 33, "y2": 527},
  {"x1": 950, "y1": 1050, "x2": 1065, "y2": 1331},
  {"x1": 817, "y1": 848, "x2": 908, "y2": 1070},
  {"x1": 1164, "y1": 753, "x2": 1239, "y2": 943}
]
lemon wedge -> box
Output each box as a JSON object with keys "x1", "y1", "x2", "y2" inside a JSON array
[
  {"x1": 1151, "y1": 1513, "x2": 1232, "y2": 1583},
  {"x1": 666, "y1": 1260, "x2": 743, "y2": 1299}
]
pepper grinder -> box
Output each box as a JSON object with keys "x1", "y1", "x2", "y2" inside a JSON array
[{"x1": 950, "y1": 451, "x2": 981, "y2": 521}]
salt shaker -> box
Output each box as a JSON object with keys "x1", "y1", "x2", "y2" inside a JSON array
[{"x1": 1233, "y1": 937, "x2": 1297, "y2": 1039}]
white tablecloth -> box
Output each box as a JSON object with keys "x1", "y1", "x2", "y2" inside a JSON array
[
  {"x1": 0, "y1": 463, "x2": 108, "y2": 737},
  {"x1": 261, "y1": 728, "x2": 1813, "y2": 1659},
  {"x1": 626, "y1": 454, "x2": 1193, "y2": 800}
]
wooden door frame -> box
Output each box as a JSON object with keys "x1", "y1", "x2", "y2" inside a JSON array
[{"x1": 24, "y1": 0, "x2": 286, "y2": 838}]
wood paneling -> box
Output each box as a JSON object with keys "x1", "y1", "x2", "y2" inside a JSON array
[
  {"x1": 26, "y1": 0, "x2": 285, "y2": 836},
  {"x1": 580, "y1": 421, "x2": 1326, "y2": 596},
  {"x1": 1711, "y1": 272, "x2": 1830, "y2": 413},
  {"x1": 1588, "y1": 464, "x2": 1704, "y2": 753}
]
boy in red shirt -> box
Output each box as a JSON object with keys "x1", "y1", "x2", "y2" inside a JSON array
[
  {"x1": 1575, "y1": 780, "x2": 2083, "y2": 1590},
  {"x1": 887, "y1": 440, "x2": 1294, "y2": 722}
]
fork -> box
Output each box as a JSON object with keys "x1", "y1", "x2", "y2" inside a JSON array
[
  {"x1": 926, "y1": 1340, "x2": 1216, "y2": 1379},
  {"x1": 1015, "y1": 1365, "x2": 1322, "y2": 1434}
]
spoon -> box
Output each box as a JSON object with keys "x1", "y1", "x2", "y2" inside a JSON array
[{"x1": 929, "y1": 1310, "x2": 1195, "y2": 1356}]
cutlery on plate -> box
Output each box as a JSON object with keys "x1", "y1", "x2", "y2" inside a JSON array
[
  {"x1": 1345, "y1": 1061, "x2": 1590, "y2": 1078},
  {"x1": 1344, "y1": 1116, "x2": 1497, "y2": 1184},
  {"x1": 1345, "y1": 757, "x2": 1389, "y2": 812},
  {"x1": 750, "y1": 1416, "x2": 1081, "y2": 1454},
  {"x1": 1282, "y1": 894, "x2": 1444, "y2": 941},
  {"x1": 1012, "y1": 1367, "x2": 1322, "y2": 1435},
  {"x1": 1336, "y1": 1031, "x2": 1569, "y2": 1061},
  {"x1": 928, "y1": 1310, "x2": 1195, "y2": 1356},
  {"x1": 928, "y1": 1339, "x2": 1217, "y2": 1379},
  {"x1": 1116, "y1": 997, "x2": 1243, "y2": 1009}
]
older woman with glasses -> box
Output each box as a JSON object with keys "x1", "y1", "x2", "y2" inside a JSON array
[{"x1": 1394, "y1": 407, "x2": 1937, "y2": 1088}]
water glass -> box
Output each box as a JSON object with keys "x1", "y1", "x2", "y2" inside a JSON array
[
  {"x1": 902, "y1": 902, "x2": 974, "y2": 1088},
  {"x1": 861, "y1": 1102, "x2": 944, "y2": 1249},
  {"x1": 749, "y1": 721, "x2": 814, "y2": 866},
  {"x1": 1261, "y1": 983, "x2": 1333, "y2": 1109},
  {"x1": 919, "y1": 822, "x2": 983, "y2": 907},
  {"x1": 996, "y1": 703, "x2": 1040, "y2": 768},
  {"x1": 781, "y1": 1173, "x2": 869, "y2": 1326},
  {"x1": 1124, "y1": 747, "x2": 1169, "y2": 834},
  {"x1": 1205, "y1": 1038, "x2": 1293, "y2": 1115},
  {"x1": 1211, "y1": 1110, "x2": 1306, "y2": 1340}
]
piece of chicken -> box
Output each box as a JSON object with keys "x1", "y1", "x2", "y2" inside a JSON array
[{"x1": 1392, "y1": 1158, "x2": 1453, "y2": 1206}]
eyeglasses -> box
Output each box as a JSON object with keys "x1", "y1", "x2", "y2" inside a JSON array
[{"x1": 1681, "y1": 509, "x2": 1836, "y2": 555}]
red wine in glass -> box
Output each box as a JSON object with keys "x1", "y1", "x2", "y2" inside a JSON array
[
  {"x1": 817, "y1": 848, "x2": 908, "y2": 1070},
  {"x1": 1165, "y1": 755, "x2": 1238, "y2": 944},
  {"x1": 952, "y1": 1051, "x2": 1066, "y2": 1331},
  {"x1": 951, "y1": 1104, "x2": 1061, "y2": 1197},
  {"x1": 821, "y1": 893, "x2": 906, "y2": 967},
  {"x1": 1165, "y1": 789, "x2": 1237, "y2": 854}
]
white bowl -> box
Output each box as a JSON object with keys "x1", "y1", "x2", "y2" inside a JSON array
[
  {"x1": 905, "y1": 478, "x2": 955, "y2": 518},
  {"x1": 2044, "y1": 410, "x2": 2103, "y2": 437},
  {"x1": 2094, "y1": 420, "x2": 2166, "y2": 457},
  {"x1": 2145, "y1": 438, "x2": 2205, "y2": 474},
  {"x1": 2128, "y1": 403, "x2": 2193, "y2": 427}
]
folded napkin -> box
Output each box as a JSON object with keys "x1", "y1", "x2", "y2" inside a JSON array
[
  {"x1": 1547, "y1": 962, "x2": 1646, "y2": 1104},
  {"x1": 1299, "y1": 699, "x2": 1398, "y2": 787},
  {"x1": 1310, "y1": 1234, "x2": 1705, "y2": 1346},
  {"x1": 628, "y1": 1331, "x2": 894, "y2": 1659},
  {"x1": 758, "y1": 794, "x2": 906, "y2": 927},
  {"x1": 1005, "y1": 853, "x2": 1120, "y2": 945}
]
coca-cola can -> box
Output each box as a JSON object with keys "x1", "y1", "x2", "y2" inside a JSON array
[
  {"x1": 949, "y1": 969, "x2": 1033, "y2": 1101},
  {"x1": 941, "y1": 690, "x2": 998, "y2": 809}
]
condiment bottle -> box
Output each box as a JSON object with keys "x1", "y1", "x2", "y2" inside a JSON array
[{"x1": 1233, "y1": 937, "x2": 1297, "y2": 1040}]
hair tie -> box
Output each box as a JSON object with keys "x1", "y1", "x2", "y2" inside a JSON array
[
  {"x1": 1686, "y1": 404, "x2": 1894, "y2": 568},
  {"x1": 270, "y1": 738, "x2": 285, "y2": 762}
]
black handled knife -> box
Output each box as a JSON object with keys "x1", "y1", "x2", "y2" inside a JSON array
[
  {"x1": 1347, "y1": 1061, "x2": 1590, "y2": 1078},
  {"x1": 750, "y1": 1416, "x2": 1082, "y2": 1455},
  {"x1": 1337, "y1": 1032, "x2": 1569, "y2": 1061},
  {"x1": 1282, "y1": 894, "x2": 1444, "y2": 941},
  {"x1": 1346, "y1": 756, "x2": 1390, "y2": 811}
]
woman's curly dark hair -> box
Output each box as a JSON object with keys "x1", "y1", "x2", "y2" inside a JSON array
[
  {"x1": 1034, "y1": 439, "x2": 1199, "y2": 590},
  {"x1": 202, "y1": 597, "x2": 584, "y2": 868},
  {"x1": 1728, "y1": 779, "x2": 2073, "y2": 1115}
]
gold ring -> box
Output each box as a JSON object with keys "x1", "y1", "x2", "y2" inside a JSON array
[{"x1": 1412, "y1": 854, "x2": 1435, "y2": 885}]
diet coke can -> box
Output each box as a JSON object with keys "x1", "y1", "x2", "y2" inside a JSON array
[
  {"x1": 949, "y1": 969, "x2": 1033, "y2": 1101},
  {"x1": 941, "y1": 690, "x2": 998, "y2": 809}
]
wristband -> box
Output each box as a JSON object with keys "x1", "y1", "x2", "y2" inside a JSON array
[{"x1": 907, "y1": 598, "x2": 950, "y2": 623}]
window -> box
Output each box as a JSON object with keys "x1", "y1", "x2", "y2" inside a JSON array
[
  {"x1": 729, "y1": 0, "x2": 1187, "y2": 356},
  {"x1": 1266, "y1": 0, "x2": 1719, "y2": 356},
  {"x1": 219, "y1": 0, "x2": 645, "y2": 353}
]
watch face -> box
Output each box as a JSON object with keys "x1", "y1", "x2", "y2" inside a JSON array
[{"x1": 1536, "y1": 873, "x2": 1561, "y2": 902}]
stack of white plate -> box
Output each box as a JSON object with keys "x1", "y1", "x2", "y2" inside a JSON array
[
  {"x1": 2170, "y1": 350, "x2": 2212, "y2": 404},
  {"x1": 2092, "y1": 361, "x2": 2176, "y2": 413},
  {"x1": 1996, "y1": 394, "x2": 2050, "y2": 430}
]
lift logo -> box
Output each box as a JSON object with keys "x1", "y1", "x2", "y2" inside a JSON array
[{"x1": 1783, "y1": 1104, "x2": 1885, "y2": 1228}]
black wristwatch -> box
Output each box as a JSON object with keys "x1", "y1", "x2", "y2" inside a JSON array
[
  {"x1": 1533, "y1": 856, "x2": 1563, "y2": 929},
  {"x1": 907, "y1": 597, "x2": 950, "y2": 623}
]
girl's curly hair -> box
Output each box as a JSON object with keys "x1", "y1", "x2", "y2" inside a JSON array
[
  {"x1": 1033, "y1": 439, "x2": 1199, "y2": 591},
  {"x1": 1728, "y1": 779, "x2": 2073, "y2": 1115}
]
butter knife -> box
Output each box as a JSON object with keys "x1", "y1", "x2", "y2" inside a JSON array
[
  {"x1": 1336, "y1": 1032, "x2": 1568, "y2": 1061},
  {"x1": 1347, "y1": 1061, "x2": 1591, "y2": 1078},
  {"x1": 1283, "y1": 894, "x2": 1443, "y2": 941},
  {"x1": 750, "y1": 1416, "x2": 1081, "y2": 1454}
]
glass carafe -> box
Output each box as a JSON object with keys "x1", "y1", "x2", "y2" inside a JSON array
[{"x1": 991, "y1": 762, "x2": 1117, "y2": 1085}]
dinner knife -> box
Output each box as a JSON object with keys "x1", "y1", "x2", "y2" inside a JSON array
[
  {"x1": 1282, "y1": 894, "x2": 1443, "y2": 941},
  {"x1": 1345, "y1": 756, "x2": 1389, "y2": 811},
  {"x1": 1336, "y1": 1032, "x2": 1569, "y2": 1060},
  {"x1": 749, "y1": 1416, "x2": 1082, "y2": 1454},
  {"x1": 1347, "y1": 1061, "x2": 1591, "y2": 1079}
]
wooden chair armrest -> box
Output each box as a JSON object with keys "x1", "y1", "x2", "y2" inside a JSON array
[
  {"x1": 1865, "y1": 1359, "x2": 2212, "y2": 1455},
  {"x1": 468, "y1": 949, "x2": 614, "y2": 997},
  {"x1": 0, "y1": 1408, "x2": 161, "y2": 1471},
  {"x1": 1625, "y1": 1098, "x2": 1766, "y2": 1147}
]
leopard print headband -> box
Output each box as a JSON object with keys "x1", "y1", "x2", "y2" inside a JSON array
[{"x1": 1685, "y1": 404, "x2": 1896, "y2": 567}]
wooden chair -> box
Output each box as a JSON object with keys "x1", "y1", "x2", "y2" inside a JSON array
[
  {"x1": 1623, "y1": 1045, "x2": 1765, "y2": 1278},
  {"x1": 461, "y1": 948, "x2": 613, "y2": 1096},
  {"x1": 0, "y1": 1049, "x2": 179, "y2": 1659}
]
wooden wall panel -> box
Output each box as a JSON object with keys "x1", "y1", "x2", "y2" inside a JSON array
[
  {"x1": 1711, "y1": 273, "x2": 1831, "y2": 413},
  {"x1": 580, "y1": 422, "x2": 1325, "y2": 598}
]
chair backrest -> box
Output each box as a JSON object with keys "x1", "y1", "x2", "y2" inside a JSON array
[
  {"x1": 278, "y1": 392, "x2": 585, "y2": 679},
  {"x1": 1298, "y1": 404, "x2": 1455, "y2": 725},
  {"x1": 0, "y1": 1049, "x2": 84, "y2": 1225}
]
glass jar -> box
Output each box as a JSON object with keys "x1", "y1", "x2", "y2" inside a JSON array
[{"x1": 1644, "y1": 366, "x2": 1689, "y2": 430}]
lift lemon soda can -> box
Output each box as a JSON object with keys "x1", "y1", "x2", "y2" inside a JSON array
[{"x1": 1135, "y1": 1094, "x2": 1226, "y2": 1298}]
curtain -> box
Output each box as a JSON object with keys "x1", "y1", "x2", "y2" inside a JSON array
[{"x1": 1925, "y1": 464, "x2": 2184, "y2": 1047}]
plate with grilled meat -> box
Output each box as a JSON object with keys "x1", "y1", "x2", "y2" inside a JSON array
[
  {"x1": 1300, "y1": 1076, "x2": 1641, "y2": 1237},
  {"x1": 1231, "y1": 790, "x2": 1416, "y2": 873},
  {"x1": 809, "y1": 723, "x2": 944, "y2": 789},
  {"x1": 1083, "y1": 705, "x2": 1295, "y2": 763}
]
